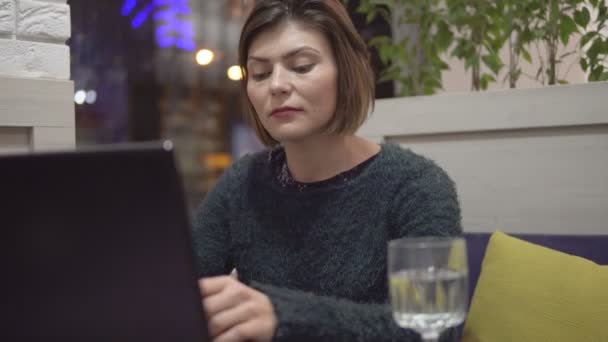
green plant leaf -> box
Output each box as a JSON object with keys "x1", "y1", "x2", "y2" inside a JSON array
[
  {"x1": 379, "y1": 65, "x2": 402, "y2": 83},
  {"x1": 422, "y1": 77, "x2": 442, "y2": 95},
  {"x1": 520, "y1": 28, "x2": 535, "y2": 43},
  {"x1": 357, "y1": 1, "x2": 373, "y2": 15},
  {"x1": 587, "y1": 39, "x2": 604, "y2": 61},
  {"x1": 368, "y1": 35, "x2": 391, "y2": 48},
  {"x1": 480, "y1": 74, "x2": 496, "y2": 90},
  {"x1": 366, "y1": 10, "x2": 377, "y2": 24},
  {"x1": 522, "y1": 49, "x2": 533, "y2": 63},
  {"x1": 464, "y1": 56, "x2": 478, "y2": 71},
  {"x1": 436, "y1": 20, "x2": 454, "y2": 52},
  {"x1": 589, "y1": 65, "x2": 605, "y2": 81},
  {"x1": 450, "y1": 41, "x2": 464, "y2": 59},
  {"x1": 482, "y1": 53, "x2": 503, "y2": 75},
  {"x1": 557, "y1": 79, "x2": 569, "y2": 84},
  {"x1": 581, "y1": 32, "x2": 598, "y2": 48},
  {"x1": 379, "y1": 45, "x2": 393, "y2": 64},
  {"x1": 559, "y1": 15, "x2": 577, "y2": 45},
  {"x1": 534, "y1": 28, "x2": 546, "y2": 39},
  {"x1": 600, "y1": 4, "x2": 607, "y2": 19},
  {"x1": 574, "y1": 8, "x2": 591, "y2": 28},
  {"x1": 580, "y1": 58, "x2": 589, "y2": 72}
]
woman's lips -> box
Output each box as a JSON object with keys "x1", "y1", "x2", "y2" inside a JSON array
[{"x1": 271, "y1": 107, "x2": 301, "y2": 118}]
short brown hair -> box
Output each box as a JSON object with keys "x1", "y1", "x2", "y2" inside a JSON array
[{"x1": 238, "y1": 0, "x2": 375, "y2": 147}]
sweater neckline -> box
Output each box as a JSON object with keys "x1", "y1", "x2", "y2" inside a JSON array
[{"x1": 262, "y1": 143, "x2": 392, "y2": 194}]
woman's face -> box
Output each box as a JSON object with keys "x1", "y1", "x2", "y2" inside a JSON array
[{"x1": 246, "y1": 21, "x2": 338, "y2": 144}]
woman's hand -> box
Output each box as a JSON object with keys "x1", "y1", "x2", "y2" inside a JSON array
[{"x1": 199, "y1": 276, "x2": 277, "y2": 342}]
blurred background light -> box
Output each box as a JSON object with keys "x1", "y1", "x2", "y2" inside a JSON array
[
  {"x1": 74, "y1": 90, "x2": 86, "y2": 105},
  {"x1": 196, "y1": 49, "x2": 214, "y2": 66},
  {"x1": 227, "y1": 65, "x2": 242, "y2": 81},
  {"x1": 85, "y1": 90, "x2": 98, "y2": 104}
]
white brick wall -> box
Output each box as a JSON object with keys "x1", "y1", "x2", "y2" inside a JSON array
[
  {"x1": 0, "y1": 0, "x2": 70, "y2": 80},
  {"x1": 0, "y1": 0, "x2": 74, "y2": 152},
  {"x1": 0, "y1": 0, "x2": 14, "y2": 36}
]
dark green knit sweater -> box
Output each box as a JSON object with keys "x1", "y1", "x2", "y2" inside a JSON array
[{"x1": 192, "y1": 143, "x2": 462, "y2": 341}]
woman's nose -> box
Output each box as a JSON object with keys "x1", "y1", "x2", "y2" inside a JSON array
[{"x1": 270, "y1": 67, "x2": 291, "y2": 96}]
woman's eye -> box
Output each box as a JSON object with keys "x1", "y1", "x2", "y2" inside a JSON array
[
  {"x1": 251, "y1": 72, "x2": 270, "y2": 81},
  {"x1": 293, "y1": 64, "x2": 314, "y2": 73}
]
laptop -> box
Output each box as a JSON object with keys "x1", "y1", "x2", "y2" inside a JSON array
[{"x1": 0, "y1": 142, "x2": 209, "y2": 341}]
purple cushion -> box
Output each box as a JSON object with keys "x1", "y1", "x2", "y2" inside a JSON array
[{"x1": 464, "y1": 232, "x2": 608, "y2": 303}]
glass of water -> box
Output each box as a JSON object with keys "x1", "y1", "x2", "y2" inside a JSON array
[{"x1": 388, "y1": 236, "x2": 468, "y2": 341}]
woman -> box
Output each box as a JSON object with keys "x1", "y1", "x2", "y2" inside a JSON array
[{"x1": 193, "y1": 1, "x2": 462, "y2": 341}]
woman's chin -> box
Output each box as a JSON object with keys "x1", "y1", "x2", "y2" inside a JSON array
[
  {"x1": 265, "y1": 124, "x2": 312, "y2": 143},
  {"x1": 268, "y1": 130, "x2": 313, "y2": 145}
]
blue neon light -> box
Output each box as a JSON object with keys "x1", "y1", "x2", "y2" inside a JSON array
[
  {"x1": 121, "y1": 0, "x2": 138, "y2": 16},
  {"x1": 131, "y1": 3, "x2": 155, "y2": 29},
  {"x1": 121, "y1": 0, "x2": 195, "y2": 51}
]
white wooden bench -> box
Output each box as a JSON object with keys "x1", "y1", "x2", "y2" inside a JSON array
[
  {"x1": 0, "y1": 76, "x2": 74, "y2": 153},
  {"x1": 358, "y1": 82, "x2": 608, "y2": 235}
]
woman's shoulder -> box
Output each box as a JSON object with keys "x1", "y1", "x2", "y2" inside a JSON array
[
  {"x1": 373, "y1": 143, "x2": 456, "y2": 198},
  {"x1": 378, "y1": 143, "x2": 448, "y2": 178},
  {"x1": 218, "y1": 149, "x2": 271, "y2": 187}
]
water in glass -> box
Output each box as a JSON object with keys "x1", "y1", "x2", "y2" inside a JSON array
[
  {"x1": 388, "y1": 237, "x2": 468, "y2": 341},
  {"x1": 390, "y1": 268, "x2": 467, "y2": 335}
]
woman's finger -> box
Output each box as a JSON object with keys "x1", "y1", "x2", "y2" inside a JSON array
[
  {"x1": 199, "y1": 276, "x2": 231, "y2": 296},
  {"x1": 203, "y1": 285, "x2": 247, "y2": 317},
  {"x1": 207, "y1": 302, "x2": 256, "y2": 338},
  {"x1": 212, "y1": 319, "x2": 263, "y2": 342}
]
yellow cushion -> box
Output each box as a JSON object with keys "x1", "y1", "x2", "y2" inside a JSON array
[{"x1": 463, "y1": 231, "x2": 608, "y2": 342}]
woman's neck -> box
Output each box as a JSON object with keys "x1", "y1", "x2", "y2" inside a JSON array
[{"x1": 281, "y1": 135, "x2": 380, "y2": 183}]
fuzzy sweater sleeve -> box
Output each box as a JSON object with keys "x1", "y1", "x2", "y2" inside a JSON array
[
  {"x1": 388, "y1": 155, "x2": 462, "y2": 239},
  {"x1": 253, "y1": 282, "x2": 421, "y2": 342},
  {"x1": 252, "y1": 282, "x2": 460, "y2": 342},
  {"x1": 191, "y1": 161, "x2": 237, "y2": 277}
]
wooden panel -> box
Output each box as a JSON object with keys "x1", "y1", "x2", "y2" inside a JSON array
[
  {"x1": 0, "y1": 76, "x2": 75, "y2": 151},
  {"x1": 359, "y1": 84, "x2": 608, "y2": 235},
  {"x1": 389, "y1": 125, "x2": 608, "y2": 235},
  {"x1": 359, "y1": 82, "x2": 608, "y2": 138},
  {"x1": 31, "y1": 126, "x2": 75, "y2": 151},
  {"x1": 0, "y1": 76, "x2": 74, "y2": 127},
  {"x1": 0, "y1": 127, "x2": 31, "y2": 154}
]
